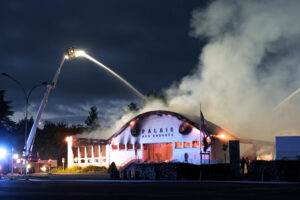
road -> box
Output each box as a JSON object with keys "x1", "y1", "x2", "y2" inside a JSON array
[{"x1": 0, "y1": 179, "x2": 299, "y2": 200}]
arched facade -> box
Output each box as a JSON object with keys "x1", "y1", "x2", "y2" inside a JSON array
[{"x1": 67, "y1": 110, "x2": 225, "y2": 168}]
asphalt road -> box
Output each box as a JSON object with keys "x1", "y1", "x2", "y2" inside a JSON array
[{"x1": 0, "y1": 179, "x2": 299, "y2": 200}]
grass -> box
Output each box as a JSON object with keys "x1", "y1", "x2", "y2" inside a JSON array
[{"x1": 51, "y1": 166, "x2": 108, "y2": 174}]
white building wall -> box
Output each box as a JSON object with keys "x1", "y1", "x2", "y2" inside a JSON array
[
  {"x1": 68, "y1": 113, "x2": 218, "y2": 169},
  {"x1": 109, "y1": 114, "x2": 212, "y2": 167}
]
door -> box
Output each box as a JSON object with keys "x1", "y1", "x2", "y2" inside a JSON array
[{"x1": 143, "y1": 143, "x2": 173, "y2": 162}]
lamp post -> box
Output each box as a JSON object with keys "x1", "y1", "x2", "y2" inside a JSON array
[
  {"x1": 2, "y1": 72, "x2": 47, "y2": 177},
  {"x1": 62, "y1": 157, "x2": 65, "y2": 171}
]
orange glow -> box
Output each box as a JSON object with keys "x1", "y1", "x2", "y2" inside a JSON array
[
  {"x1": 175, "y1": 142, "x2": 182, "y2": 148},
  {"x1": 257, "y1": 154, "x2": 273, "y2": 161},
  {"x1": 119, "y1": 144, "x2": 125, "y2": 150},
  {"x1": 127, "y1": 144, "x2": 133, "y2": 150},
  {"x1": 184, "y1": 142, "x2": 191, "y2": 148},
  {"x1": 65, "y1": 136, "x2": 72, "y2": 143},
  {"x1": 211, "y1": 132, "x2": 231, "y2": 140},
  {"x1": 217, "y1": 134, "x2": 227, "y2": 140},
  {"x1": 134, "y1": 144, "x2": 141, "y2": 149},
  {"x1": 129, "y1": 120, "x2": 136, "y2": 126},
  {"x1": 192, "y1": 141, "x2": 200, "y2": 147},
  {"x1": 111, "y1": 145, "x2": 118, "y2": 150},
  {"x1": 206, "y1": 136, "x2": 211, "y2": 143}
]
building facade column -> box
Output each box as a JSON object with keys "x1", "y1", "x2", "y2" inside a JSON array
[
  {"x1": 106, "y1": 144, "x2": 110, "y2": 168},
  {"x1": 84, "y1": 146, "x2": 88, "y2": 165},
  {"x1": 78, "y1": 146, "x2": 81, "y2": 165},
  {"x1": 99, "y1": 145, "x2": 101, "y2": 165},
  {"x1": 67, "y1": 137, "x2": 73, "y2": 168},
  {"x1": 91, "y1": 145, "x2": 94, "y2": 164}
]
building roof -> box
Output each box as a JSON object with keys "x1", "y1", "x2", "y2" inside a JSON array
[{"x1": 106, "y1": 110, "x2": 228, "y2": 143}]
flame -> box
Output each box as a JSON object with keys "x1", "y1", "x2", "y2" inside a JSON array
[
  {"x1": 217, "y1": 134, "x2": 227, "y2": 140},
  {"x1": 129, "y1": 120, "x2": 136, "y2": 127},
  {"x1": 257, "y1": 153, "x2": 273, "y2": 161},
  {"x1": 211, "y1": 132, "x2": 231, "y2": 140}
]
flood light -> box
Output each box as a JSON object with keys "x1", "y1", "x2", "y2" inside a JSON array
[
  {"x1": 0, "y1": 147, "x2": 7, "y2": 159},
  {"x1": 64, "y1": 47, "x2": 86, "y2": 59}
]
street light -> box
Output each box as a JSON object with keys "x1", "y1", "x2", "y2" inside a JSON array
[{"x1": 2, "y1": 72, "x2": 47, "y2": 176}]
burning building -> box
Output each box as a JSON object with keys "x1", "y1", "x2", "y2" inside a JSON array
[{"x1": 66, "y1": 110, "x2": 237, "y2": 168}]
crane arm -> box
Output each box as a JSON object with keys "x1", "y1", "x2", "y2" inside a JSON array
[{"x1": 25, "y1": 57, "x2": 66, "y2": 156}]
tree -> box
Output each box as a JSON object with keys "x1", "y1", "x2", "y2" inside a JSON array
[
  {"x1": 16, "y1": 116, "x2": 34, "y2": 130},
  {"x1": 85, "y1": 106, "x2": 100, "y2": 130},
  {"x1": 145, "y1": 90, "x2": 168, "y2": 105},
  {"x1": 32, "y1": 121, "x2": 85, "y2": 167},
  {"x1": 128, "y1": 102, "x2": 139, "y2": 112},
  {"x1": 14, "y1": 116, "x2": 34, "y2": 150},
  {"x1": 0, "y1": 90, "x2": 15, "y2": 142},
  {"x1": 123, "y1": 102, "x2": 139, "y2": 114}
]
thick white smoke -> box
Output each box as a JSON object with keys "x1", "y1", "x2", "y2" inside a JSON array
[{"x1": 81, "y1": 0, "x2": 300, "y2": 141}]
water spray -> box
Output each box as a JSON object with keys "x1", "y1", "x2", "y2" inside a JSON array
[
  {"x1": 65, "y1": 47, "x2": 145, "y2": 100},
  {"x1": 273, "y1": 88, "x2": 300, "y2": 111}
]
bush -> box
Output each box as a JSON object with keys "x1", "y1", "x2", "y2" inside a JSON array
[
  {"x1": 248, "y1": 160, "x2": 300, "y2": 182},
  {"x1": 108, "y1": 162, "x2": 119, "y2": 179},
  {"x1": 51, "y1": 166, "x2": 108, "y2": 174}
]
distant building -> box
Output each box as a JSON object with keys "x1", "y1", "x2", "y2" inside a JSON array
[{"x1": 276, "y1": 136, "x2": 300, "y2": 160}]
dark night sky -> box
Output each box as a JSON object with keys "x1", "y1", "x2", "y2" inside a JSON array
[{"x1": 0, "y1": 0, "x2": 208, "y2": 124}]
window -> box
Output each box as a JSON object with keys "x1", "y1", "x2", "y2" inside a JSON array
[
  {"x1": 175, "y1": 142, "x2": 182, "y2": 148},
  {"x1": 101, "y1": 145, "x2": 106, "y2": 157},
  {"x1": 87, "y1": 146, "x2": 92, "y2": 157},
  {"x1": 94, "y1": 145, "x2": 100, "y2": 157},
  {"x1": 192, "y1": 141, "x2": 200, "y2": 147},
  {"x1": 119, "y1": 144, "x2": 125, "y2": 150},
  {"x1": 127, "y1": 144, "x2": 133, "y2": 150},
  {"x1": 184, "y1": 142, "x2": 191, "y2": 148},
  {"x1": 135, "y1": 144, "x2": 141, "y2": 150},
  {"x1": 111, "y1": 145, "x2": 118, "y2": 150}
]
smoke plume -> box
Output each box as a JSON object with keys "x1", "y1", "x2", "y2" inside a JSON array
[{"x1": 81, "y1": 0, "x2": 300, "y2": 141}]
